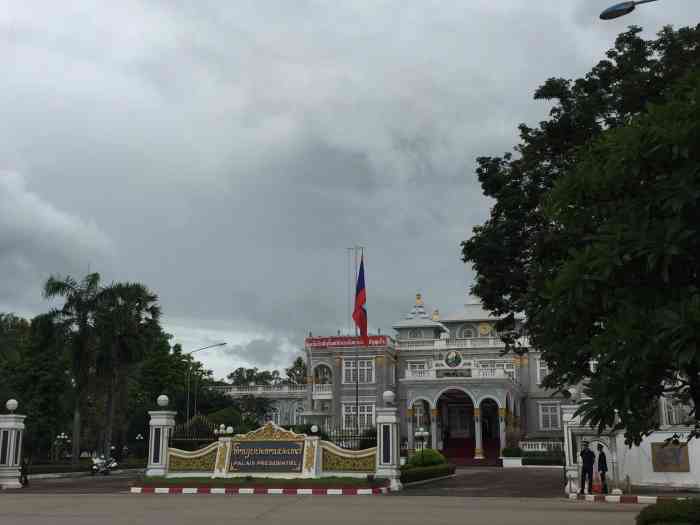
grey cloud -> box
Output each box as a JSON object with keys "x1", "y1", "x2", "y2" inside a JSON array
[{"x1": 2, "y1": 1, "x2": 699, "y2": 375}]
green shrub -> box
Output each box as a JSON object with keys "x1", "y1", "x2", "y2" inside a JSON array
[
  {"x1": 636, "y1": 498, "x2": 700, "y2": 525},
  {"x1": 522, "y1": 457, "x2": 563, "y2": 466},
  {"x1": 400, "y1": 464, "x2": 455, "y2": 483},
  {"x1": 407, "y1": 448, "x2": 447, "y2": 467},
  {"x1": 502, "y1": 447, "x2": 523, "y2": 458}
]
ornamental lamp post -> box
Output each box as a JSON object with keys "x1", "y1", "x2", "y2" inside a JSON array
[
  {"x1": 600, "y1": 0, "x2": 660, "y2": 20},
  {"x1": 184, "y1": 342, "x2": 227, "y2": 422},
  {"x1": 414, "y1": 427, "x2": 430, "y2": 465}
]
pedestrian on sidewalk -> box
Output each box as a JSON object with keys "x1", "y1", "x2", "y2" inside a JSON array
[
  {"x1": 20, "y1": 456, "x2": 29, "y2": 487},
  {"x1": 597, "y1": 444, "x2": 608, "y2": 494},
  {"x1": 579, "y1": 441, "x2": 594, "y2": 495}
]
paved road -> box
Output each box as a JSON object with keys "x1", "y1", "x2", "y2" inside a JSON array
[
  {"x1": 13, "y1": 472, "x2": 135, "y2": 494},
  {"x1": 0, "y1": 493, "x2": 641, "y2": 525}
]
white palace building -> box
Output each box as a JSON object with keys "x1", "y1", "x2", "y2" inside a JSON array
[{"x1": 217, "y1": 293, "x2": 566, "y2": 463}]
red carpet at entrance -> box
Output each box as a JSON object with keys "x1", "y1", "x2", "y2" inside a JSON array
[{"x1": 442, "y1": 438, "x2": 502, "y2": 467}]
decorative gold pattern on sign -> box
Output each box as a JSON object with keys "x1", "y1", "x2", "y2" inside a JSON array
[
  {"x1": 215, "y1": 441, "x2": 229, "y2": 472},
  {"x1": 169, "y1": 449, "x2": 217, "y2": 472},
  {"x1": 322, "y1": 448, "x2": 375, "y2": 472},
  {"x1": 478, "y1": 323, "x2": 491, "y2": 336},
  {"x1": 233, "y1": 422, "x2": 305, "y2": 442},
  {"x1": 304, "y1": 441, "x2": 315, "y2": 471}
]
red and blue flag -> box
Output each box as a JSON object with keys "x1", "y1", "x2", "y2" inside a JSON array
[{"x1": 352, "y1": 255, "x2": 368, "y2": 346}]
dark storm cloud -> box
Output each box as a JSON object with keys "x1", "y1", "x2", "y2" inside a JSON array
[{"x1": 2, "y1": 1, "x2": 699, "y2": 377}]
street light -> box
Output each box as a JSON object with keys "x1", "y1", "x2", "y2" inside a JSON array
[
  {"x1": 185, "y1": 342, "x2": 227, "y2": 421},
  {"x1": 600, "y1": 0, "x2": 660, "y2": 20}
]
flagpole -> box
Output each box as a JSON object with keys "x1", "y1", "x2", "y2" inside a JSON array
[{"x1": 354, "y1": 246, "x2": 359, "y2": 435}]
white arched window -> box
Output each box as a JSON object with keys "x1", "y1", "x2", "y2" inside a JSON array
[
  {"x1": 459, "y1": 325, "x2": 475, "y2": 339},
  {"x1": 408, "y1": 329, "x2": 422, "y2": 339},
  {"x1": 266, "y1": 407, "x2": 280, "y2": 425},
  {"x1": 293, "y1": 405, "x2": 304, "y2": 425}
]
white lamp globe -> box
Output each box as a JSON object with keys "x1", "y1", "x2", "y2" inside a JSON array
[
  {"x1": 382, "y1": 390, "x2": 395, "y2": 405},
  {"x1": 226, "y1": 426, "x2": 234, "y2": 435},
  {"x1": 311, "y1": 425, "x2": 319, "y2": 434},
  {"x1": 6, "y1": 399, "x2": 18, "y2": 413},
  {"x1": 156, "y1": 395, "x2": 169, "y2": 407},
  {"x1": 219, "y1": 424, "x2": 226, "y2": 431}
]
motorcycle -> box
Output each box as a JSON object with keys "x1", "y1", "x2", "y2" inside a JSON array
[{"x1": 91, "y1": 455, "x2": 118, "y2": 476}]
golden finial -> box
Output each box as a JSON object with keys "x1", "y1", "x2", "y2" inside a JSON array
[
  {"x1": 415, "y1": 293, "x2": 423, "y2": 305},
  {"x1": 432, "y1": 309, "x2": 439, "y2": 321}
]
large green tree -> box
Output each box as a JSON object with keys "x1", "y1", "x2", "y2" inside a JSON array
[
  {"x1": 462, "y1": 25, "x2": 700, "y2": 444},
  {"x1": 44, "y1": 272, "x2": 102, "y2": 466},
  {"x1": 535, "y1": 72, "x2": 700, "y2": 443},
  {"x1": 95, "y1": 282, "x2": 161, "y2": 455},
  {"x1": 285, "y1": 356, "x2": 308, "y2": 385}
]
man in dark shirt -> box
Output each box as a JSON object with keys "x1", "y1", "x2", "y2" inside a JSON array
[
  {"x1": 580, "y1": 441, "x2": 595, "y2": 494},
  {"x1": 597, "y1": 443, "x2": 608, "y2": 494}
]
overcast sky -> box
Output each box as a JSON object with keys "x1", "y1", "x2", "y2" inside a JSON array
[{"x1": 2, "y1": 1, "x2": 698, "y2": 380}]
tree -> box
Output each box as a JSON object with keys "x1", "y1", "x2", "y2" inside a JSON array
[
  {"x1": 462, "y1": 25, "x2": 700, "y2": 444},
  {"x1": 0, "y1": 313, "x2": 30, "y2": 402},
  {"x1": 14, "y1": 314, "x2": 72, "y2": 461},
  {"x1": 533, "y1": 72, "x2": 700, "y2": 444},
  {"x1": 462, "y1": 25, "x2": 700, "y2": 336},
  {"x1": 44, "y1": 272, "x2": 102, "y2": 467},
  {"x1": 227, "y1": 367, "x2": 280, "y2": 386},
  {"x1": 285, "y1": 356, "x2": 308, "y2": 385},
  {"x1": 94, "y1": 282, "x2": 161, "y2": 456}
]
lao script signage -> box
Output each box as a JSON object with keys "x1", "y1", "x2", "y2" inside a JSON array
[
  {"x1": 305, "y1": 335, "x2": 388, "y2": 349},
  {"x1": 229, "y1": 441, "x2": 304, "y2": 472},
  {"x1": 651, "y1": 443, "x2": 690, "y2": 473}
]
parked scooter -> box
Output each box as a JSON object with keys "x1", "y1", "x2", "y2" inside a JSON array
[{"x1": 91, "y1": 455, "x2": 118, "y2": 476}]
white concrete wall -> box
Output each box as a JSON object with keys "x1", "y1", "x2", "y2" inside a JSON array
[{"x1": 615, "y1": 429, "x2": 700, "y2": 489}]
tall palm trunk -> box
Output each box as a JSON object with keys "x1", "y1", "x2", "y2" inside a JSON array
[{"x1": 71, "y1": 402, "x2": 81, "y2": 469}]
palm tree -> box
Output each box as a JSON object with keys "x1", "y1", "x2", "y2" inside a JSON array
[
  {"x1": 95, "y1": 282, "x2": 160, "y2": 457},
  {"x1": 44, "y1": 273, "x2": 102, "y2": 467}
]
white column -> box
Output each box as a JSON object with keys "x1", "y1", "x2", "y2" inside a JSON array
[
  {"x1": 0, "y1": 413, "x2": 26, "y2": 489},
  {"x1": 474, "y1": 408, "x2": 484, "y2": 459},
  {"x1": 146, "y1": 410, "x2": 177, "y2": 477},
  {"x1": 561, "y1": 403, "x2": 580, "y2": 494},
  {"x1": 406, "y1": 407, "x2": 414, "y2": 451},
  {"x1": 376, "y1": 406, "x2": 402, "y2": 491},
  {"x1": 430, "y1": 408, "x2": 438, "y2": 449},
  {"x1": 498, "y1": 408, "x2": 507, "y2": 456}
]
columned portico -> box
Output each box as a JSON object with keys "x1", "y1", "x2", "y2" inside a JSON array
[{"x1": 473, "y1": 407, "x2": 484, "y2": 459}]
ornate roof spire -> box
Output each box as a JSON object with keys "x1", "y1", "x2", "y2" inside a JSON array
[{"x1": 405, "y1": 293, "x2": 429, "y2": 320}]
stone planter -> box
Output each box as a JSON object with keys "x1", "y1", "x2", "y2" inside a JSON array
[{"x1": 502, "y1": 457, "x2": 523, "y2": 468}]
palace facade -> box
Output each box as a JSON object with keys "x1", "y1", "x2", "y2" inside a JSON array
[{"x1": 218, "y1": 293, "x2": 567, "y2": 461}]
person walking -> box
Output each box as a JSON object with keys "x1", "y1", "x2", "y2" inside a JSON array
[
  {"x1": 580, "y1": 441, "x2": 594, "y2": 495},
  {"x1": 597, "y1": 443, "x2": 609, "y2": 494},
  {"x1": 20, "y1": 456, "x2": 29, "y2": 487}
]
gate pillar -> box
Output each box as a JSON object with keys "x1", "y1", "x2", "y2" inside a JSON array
[
  {"x1": 146, "y1": 395, "x2": 177, "y2": 477},
  {"x1": 376, "y1": 391, "x2": 402, "y2": 491},
  {"x1": 0, "y1": 399, "x2": 26, "y2": 489}
]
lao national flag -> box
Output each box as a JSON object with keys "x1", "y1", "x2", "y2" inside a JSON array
[{"x1": 352, "y1": 256, "x2": 369, "y2": 345}]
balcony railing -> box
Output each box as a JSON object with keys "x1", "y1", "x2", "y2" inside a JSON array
[
  {"x1": 398, "y1": 337, "x2": 527, "y2": 350},
  {"x1": 213, "y1": 384, "x2": 307, "y2": 396},
  {"x1": 403, "y1": 367, "x2": 518, "y2": 383},
  {"x1": 312, "y1": 383, "x2": 333, "y2": 399}
]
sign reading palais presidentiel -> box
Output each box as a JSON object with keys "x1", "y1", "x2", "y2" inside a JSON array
[
  {"x1": 229, "y1": 441, "x2": 304, "y2": 473},
  {"x1": 305, "y1": 335, "x2": 388, "y2": 348},
  {"x1": 226, "y1": 423, "x2": 308, "y2": 474}
]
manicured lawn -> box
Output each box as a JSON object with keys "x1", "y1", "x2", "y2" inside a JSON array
[{"x1": 138, "y1": 476, "x2": 387, "y2": 488}]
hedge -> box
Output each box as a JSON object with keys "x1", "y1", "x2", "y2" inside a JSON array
[
  {"x1": 522, "y1": 457, "x2": 564, "y2": 466},
  {"x1": 502, "y1": 447, "x2": 523, "y2": 458},
  {"x1": 406, "y1": 448, "x2": 447, "y2": 467},
  {"x1": 400, "y1": 464, "x2": 456, "y2": 484},
  {"x1": 636, "y1": 498, "x2": 700, "y2": 525}
]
